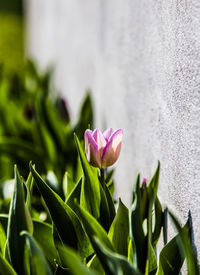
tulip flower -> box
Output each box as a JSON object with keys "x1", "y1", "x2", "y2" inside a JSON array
[{"x1": 84, "y1": 128, "x2": 123, "y2": 168}]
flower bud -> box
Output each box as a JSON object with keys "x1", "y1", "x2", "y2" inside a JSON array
[{"x1": 84, "y1": 128, "x2": 123, "y2": 168}]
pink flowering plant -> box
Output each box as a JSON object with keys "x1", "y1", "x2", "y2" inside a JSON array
[{"x1": 0, "y1": 127, "x2": 198, "y2": 275}]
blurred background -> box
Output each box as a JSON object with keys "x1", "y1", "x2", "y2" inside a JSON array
[{"x1": 0, "y1": 0, "x2": 24, "y2": 74}]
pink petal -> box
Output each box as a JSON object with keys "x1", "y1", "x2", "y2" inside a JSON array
[
  {"x1": 101, "y1": 129, "x2": 123, "y2": 167},
  {"x1": 84, "y1": 130, "x2": 101, "y2": 168},
  {"x1": 92, "y1": 129, "x2": 106, "y2": 153},
  {"x1": 103, "y1": 128, "x2": 113, "y2": 141}
]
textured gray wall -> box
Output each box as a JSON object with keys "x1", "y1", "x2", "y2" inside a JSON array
[{"x1": 26, "y1": 0, "x2": 200, "y2": 257}]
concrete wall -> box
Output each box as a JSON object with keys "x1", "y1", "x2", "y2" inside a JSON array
[{"x1": 26, "y1": 0, "x2": 200, "y2": 257}]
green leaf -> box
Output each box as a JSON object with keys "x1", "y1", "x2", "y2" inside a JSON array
[
  {"x1": 152, "y1": 197, "x2": 163, "y2": 248},
  {"x1": 30, "y1": 164, "x2": 91, "y2": 258},
  {"x1": 156, "y1": 223, "x2": 187, "y2": 275},
  {"x1": 74, "y1": 134, "x2": 101, "y2": 219},
  {"x1": 21, "y1": 231, "x2": 53, "y2": 275},
  {"x1": 33, "y1": 220, "x2": 59, "y2": 267},
  {"x1": 65, "y1": 178, "x2": 82, "y2": 210},
  {"x1": 63, "y1": 171, "x2": 76, "y2": 199},
  {"x1": 146, "y1": 162, "x2": 160, "y2": 273},
  {"x1": 99, "y1": 182, "x2": 111, "y2": 232},
  {"x1": 73, "y1": 93, "x2": 93, "y2": 138},
  {"x1": 0, "y1": 222, "x2": 6, "y2": 254},
  {"x1": 108, "y1": 199, "x2": 129, "y2": 256},
  {"x1": 129, "y1": 174, "x2": 147, "y2": 272},
  {"x1": 93, "y1": 237, "x2": 142, "y2": 275},
  {"x1": 0, "y1": 253, "x2": 17, "y2": 275},
  {"x1": 56, "y1": 245, "x2": 100, "y2": 275},
  {"x1": 168, "y1": 212, "x2": 199, "y2": 275},
  {"x1": 74, "y1": 203, "x2": 114, "y2": 251},
  {"x1": 7, "y1": 165, "x2": 29, "y2": 275}
]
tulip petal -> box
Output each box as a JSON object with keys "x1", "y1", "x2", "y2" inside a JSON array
[
  {"x1": 101, "y1": 129, "x2": 123, "y2": 168},
  {"x1": 92, "y1": 129, "x2": 106, "y2": 155},
  {"x1": 103, "y1": 128, "x2": 113, "y2": 141},
  {"x1": 84, "y1": 130, "x2": 101, "y2": 168}
]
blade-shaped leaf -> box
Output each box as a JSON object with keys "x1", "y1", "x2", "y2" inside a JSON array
[
  {"x1": 129, "y1": 174, "x2": 147, "y2": 272},
  {"x1": 74, "y1": 203, "x2": 114, "y2": 251},
  {"x1": 146, "y1": 162, "x2": 160, "y2": 273},
  {"x1": 0, "y1": 222, "x2": 6, "y2": 254},
  {"x1": 0, "y1": 253, "x2": 17, "y2": 275},
  {"x1": 30, "y1": 164, "x2": 91, "y2": 258},
  {"x1": 56, "y1": 245, "x2": 100, "y2": 275},
  {"x1": 108, "y1": 199, "x2": 129, "y2": 256},
  {"x1": 93, "y1": 237, "x2": 142, "y2": 275},
  {"x1": 74, "y1": 134, "x2": 100, "y2": 219},
  {"x1": 7, "y1": 165, "x2": 29, "y2": 275},
  {"x1": 156, "y1": 222, "x2": 187, "y2": 275},
  {"x1": 21, "y1": 231, "x2": 53, "y2": 275},
  {"x1": 33, "y1": 220, "x2": 59, "y2": 266},
  {"x1": 168, "y1": 212, "x2": 199, "y2": 275}
]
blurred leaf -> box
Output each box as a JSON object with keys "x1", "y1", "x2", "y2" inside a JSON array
[
  {"x1": 0, "y1": 222, "x2": 6, "y2": 254},
  {"x1": 74, "y1": 134, "x2": 100, "y2": 219},
  {"x1": 7, "y1": 165, "x2": 29, "y2": 275},
  {"x1": 0, "y1": 253, "x2": 17, "y2": 275},
  {"x1": 73, "y1": 93, "x2": 93, "y2": 137},
  {"x1": 93, "y1": 237, "x2": 142, "y2": 275},
  {"x1": 63, "y1": 172, "x2": 76, "y2": 199},
  {"x1": 108, "y1": 199, "x2": 129, "y2": 256},
  {"x1": 21, "y1": 231, "x2": 53, "y2": 275}
]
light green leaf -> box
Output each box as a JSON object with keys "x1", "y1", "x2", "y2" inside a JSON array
[
  {"x1": 30, "y1": 164, "x2": 91, "y2": 258},
  {"x1": 74, "y1": 134, "x2": 100, "y2": 219},
  {"x1": 56, "y1": 245, "x2": 100, "y2": 275},
  {"x1": 93, "y1": 237, "x2": 142, "y2": 275},
  {"x1": 0, "y1": 253, "x2": 17, "y2": 275},
  {"x1": 74, "y1": 203, "x2": 114, "y2": 251},
  {"x1": 108, "y1": 199, "x2": 129, "y2": 256}
]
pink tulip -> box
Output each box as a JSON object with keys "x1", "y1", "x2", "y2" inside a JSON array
[{"x1": 84, "y1": 128, "x2": 123, "y2": 168}]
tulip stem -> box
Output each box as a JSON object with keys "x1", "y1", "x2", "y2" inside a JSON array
[{"x1": 100, "y1": 168, "x2": 106, "y2": 190}]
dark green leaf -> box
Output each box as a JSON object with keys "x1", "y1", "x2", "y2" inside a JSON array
[
  {"x1": 21, "y1": 231, "x2": 53, "y2": 275},
  {"x1": 7, "y1": 165, "x2": 29, "y2": 275},
  {"x1": 129, "y1": 174, "x2": 147, "y2": 272}
]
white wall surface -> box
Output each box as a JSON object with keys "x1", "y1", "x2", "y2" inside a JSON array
[{"x1": 26, "y1": 0, "x2": 200, "y2": 258}]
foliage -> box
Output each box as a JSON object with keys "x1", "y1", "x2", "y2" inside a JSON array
[
  {"x1": 0, "y1": 137, "x2": 198, "y2": 274},
  {"x1": 0, "y1": 61, "x2": 198, "y2": 274},
  {"x1": 0, "y1": 60, "x2": 93, "y2": 183}
]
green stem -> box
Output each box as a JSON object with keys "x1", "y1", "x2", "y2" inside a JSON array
[{"x1": 100, "y1": 168, "x2": 105, "y2": 190}]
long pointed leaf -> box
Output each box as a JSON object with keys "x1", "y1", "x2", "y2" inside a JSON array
[
  {"x1": 7, "y1": 165, "x2": 29, "y2": 275},
  {"x1": 74, "y1": 134, "x2": 100, "y2": 219}
]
